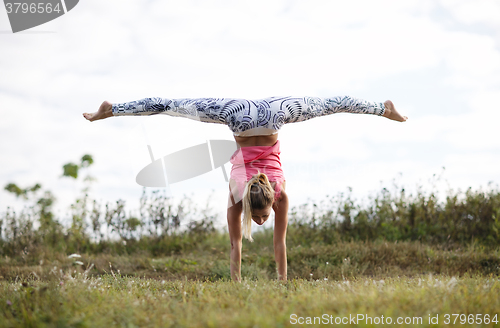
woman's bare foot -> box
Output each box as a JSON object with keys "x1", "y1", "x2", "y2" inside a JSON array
[
  {"x1": 383, "y1": 100, "x2": 408, "y2": 122},
  {"x1": 83, "y1": 101, "x2": 113, "y2": 122}
]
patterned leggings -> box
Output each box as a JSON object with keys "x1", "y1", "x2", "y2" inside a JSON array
[{"x1": 112, "y1": 96, "x2": 386, "y2": 136}]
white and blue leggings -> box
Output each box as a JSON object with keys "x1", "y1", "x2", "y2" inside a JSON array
[{"x1": 112, "y1": 96, "x2": 386, "y2": 136}]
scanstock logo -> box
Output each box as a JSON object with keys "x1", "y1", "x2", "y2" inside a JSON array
[
  {"x1": 4, "y1": 0, "x2": 79, "y2": 33},
  {"x1": 136, "y1": 140, "x2": 238, "y2": 188}
]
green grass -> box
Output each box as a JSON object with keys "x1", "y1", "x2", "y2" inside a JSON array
[
  {"x1": 1, "y1": 236, "x2": 499, "y2": 282},
  {"x1": 1, "y1": 274, "x2": 499, "y2": 327},
  {"x1": 1, "y1": 238, "x2": 499, "y2": 327},
  {"x1": 2, "y1": 166, "x2": 500, "y2": 326}
]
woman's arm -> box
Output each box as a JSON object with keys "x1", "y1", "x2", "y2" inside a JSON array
[
  {"x1": 272, "y1": 187, "x2": 289, "y2": 281},
  {"x1": 227, "y1": 189, "x2": 243, "y2": 282}
]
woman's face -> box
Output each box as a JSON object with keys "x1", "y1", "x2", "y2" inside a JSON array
[{"x1": 252, "y1": 206, "x2": 272, "y2": 225}]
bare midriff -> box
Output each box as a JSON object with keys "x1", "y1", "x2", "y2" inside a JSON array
[{"x1": 233, "y1": 134, "x2": 278, "y2": 148}]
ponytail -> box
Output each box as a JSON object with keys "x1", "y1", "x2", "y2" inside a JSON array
[{"x1": 242, "y1": 172, "x2": 275, "y2": 242}]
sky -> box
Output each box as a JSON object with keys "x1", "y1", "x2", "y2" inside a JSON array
[{"x1": 1, "y1": 0, "x2": 499, "y2": 232}]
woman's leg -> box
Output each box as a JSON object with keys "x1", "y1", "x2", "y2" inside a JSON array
[
  {"x1": 85, "y1": 97, "x2": 233, "y2": 123},
  {"x1": 84, "y1": 97, "x2": 261, "y2": 134},
  {"x1": 284, "y1": 96, "x2": 408, "y2": 123},
  {"x1": 280, "y1": 95, "x2": 408, "y2": 124}
]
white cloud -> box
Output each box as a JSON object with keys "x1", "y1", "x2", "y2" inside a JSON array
[{"x1": 439, "y1": 0, "x2": 500, "y2": 27}]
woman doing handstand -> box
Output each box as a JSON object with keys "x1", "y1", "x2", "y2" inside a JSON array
[{"x1": 83, "y1": 96, "x2": 408, "y2": 282}]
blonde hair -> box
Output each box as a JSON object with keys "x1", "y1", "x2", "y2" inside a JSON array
[{"x1": 242, "y1": 172, "x2": 275, "y2": 242}]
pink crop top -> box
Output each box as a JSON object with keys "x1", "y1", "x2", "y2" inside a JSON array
[{"x1": 229, "y1": 140, "x2": 285, "y2": 203}]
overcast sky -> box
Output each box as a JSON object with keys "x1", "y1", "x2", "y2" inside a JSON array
[{"x1": 1, "y1": 0, "x2": 499, "y2": 230}]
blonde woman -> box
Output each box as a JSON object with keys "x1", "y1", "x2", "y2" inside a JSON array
[{"x1": 83, "y1": 96, "x2": 408, "y2": 281}]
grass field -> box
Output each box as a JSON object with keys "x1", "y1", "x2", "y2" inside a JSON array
[
  {"x1": 1, "y1": 274, "x2": 499, "y2": 327},
  {"x1": 2, "y1": 168, "x2": 500, "y2": 326},
  {"x1": 1, "y1": 238, "x2": 499, "y2": 327}
]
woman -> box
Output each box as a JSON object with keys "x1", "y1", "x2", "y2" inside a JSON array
[{"x1": 83, "y1": 96, "x2": 408, "y2": 281}]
